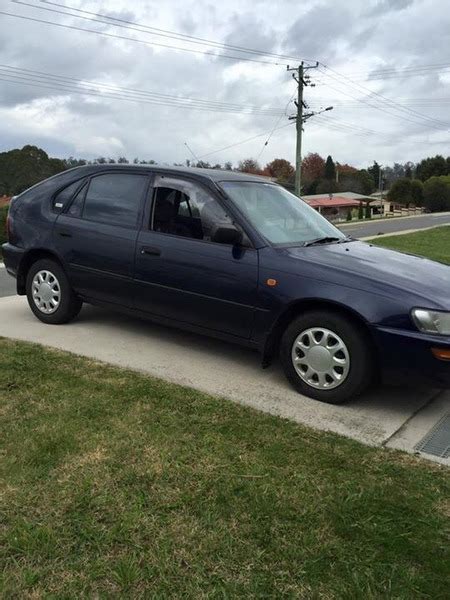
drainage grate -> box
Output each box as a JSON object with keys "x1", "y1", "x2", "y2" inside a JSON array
[{"x1": 414, "y1": 413, "x2": 450, "y2": 458}]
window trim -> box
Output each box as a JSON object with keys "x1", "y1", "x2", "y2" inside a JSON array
[
  {"x1": 148, "y1": 174, "x2": 254, "y2": 248},
  {"x1": 69, "y1": 171, "x2": 151, "y2": 230}
]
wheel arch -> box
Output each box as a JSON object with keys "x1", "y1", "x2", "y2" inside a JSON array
[
  {"x1": 262, "y1": 298, "x2": 379, "y2": 374},
  {"x1": 17, "y1": 248, "x2": 66, "y2": 295}
]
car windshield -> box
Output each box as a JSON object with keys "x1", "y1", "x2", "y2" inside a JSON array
[{"x1": 220, "y1": 181, "x2": 346, "y2": 246}]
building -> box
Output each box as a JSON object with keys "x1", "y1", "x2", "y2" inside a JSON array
[{"x1": 302, "y1": 192, "x2": 376, "y2": 221}]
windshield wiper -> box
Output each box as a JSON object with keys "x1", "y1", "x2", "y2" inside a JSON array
[{"x1": 303, "y1": 236, "x2": 342, "y2": 247}]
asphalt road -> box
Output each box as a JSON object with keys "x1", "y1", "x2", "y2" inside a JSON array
[
  {"x1": 0, "y1": 266, "x2": 16, "y2": 298},
  {"x1": 338, "y1": 211, "x2": 450, "y2": 238}
]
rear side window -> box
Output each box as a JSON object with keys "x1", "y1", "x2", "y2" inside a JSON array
[
  {"x1": 83, "y1": 173, "x2": 148, "y2": 228},
  {"x1": 53, "y1": 179, "x2": 85, "y2": 212}
]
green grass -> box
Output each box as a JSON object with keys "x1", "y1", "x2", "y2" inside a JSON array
[
  {"x1": 1, "y1": 339, "x2": 449, "y2": 598},
  {"x1": 370, "y1": 225, "x2": 450, "y2": 265}
]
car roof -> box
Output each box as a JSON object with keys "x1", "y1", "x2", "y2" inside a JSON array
[{"x1": 66, "y1": 164, "x2": 276, "y2": 185}]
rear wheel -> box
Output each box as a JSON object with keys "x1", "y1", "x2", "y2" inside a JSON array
[
  {"x1": 280, "y1": 310, "x2": 374, "y2": 404},
  {"x1": 26, "y1": 259, "x2": 82, "y2": 324}
]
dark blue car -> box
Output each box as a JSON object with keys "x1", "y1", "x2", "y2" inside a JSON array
[{"x1": 3, "y1": 165, "x2": 450, "y2": 403}]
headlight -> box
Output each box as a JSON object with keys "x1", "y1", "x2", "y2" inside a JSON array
[{"x1": 411, "y1": 309, "x2": 450, "y2": 335}]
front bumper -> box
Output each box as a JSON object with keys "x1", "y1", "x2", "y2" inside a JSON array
[
  {"x1": 372, "y1": 325, "x2": 450, "y2": 388},
  {"x1": 1, "y1": 243, "x2": 24, "y2": 278}
]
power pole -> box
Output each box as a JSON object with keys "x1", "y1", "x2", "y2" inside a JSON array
[
  {"x1": 287, "y1": 62, "x2": 333, "y2": 196},
  {"x1": 378, "y1": 166, "x2": 383, "y2": 217}
]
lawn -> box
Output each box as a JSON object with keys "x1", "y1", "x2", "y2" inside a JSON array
[
  {"x1": 1, "y1": 339, "x2": 449, "y2": 598},
  {"x1": 370, "y1": 225, "x2": 450, "y2": 265}
]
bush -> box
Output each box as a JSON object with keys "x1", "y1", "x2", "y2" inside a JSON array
[
  {"x1": 358, "y1": 202, "x2": 364, "y2": 219},
  {"x1": 365, "y1": 203, "x2": 371, "y2": 219},
  {"x1": 346, "y1": 210, "x2": 352, "y2": 221},
  {"x1": 423, "y1": 177, "x2": 450, "y2": 212},
  {"x1": 388, "y1": 177, "x2": 412, "y2": 205},
  {"x1": 0, "y1": 204, "x2": 8, "y2": 248},
  {"x1": 411, "y1": 179, "x2": 424, "y2": 206}
]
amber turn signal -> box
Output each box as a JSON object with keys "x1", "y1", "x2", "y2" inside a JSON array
[
  {"x1": 266, "y1": 278, "x2": 278, "y2": 287},
  {"x1": 431, "y1": 347, "x2": 450, "y2": 361}
]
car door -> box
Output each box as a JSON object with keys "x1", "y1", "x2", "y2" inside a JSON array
[
  {"x1": 134, "y1": 175, "x2": 258, "y2": 339},
  {"x1": 54, "y1": 171, "x2": 149, "y2": 306}
]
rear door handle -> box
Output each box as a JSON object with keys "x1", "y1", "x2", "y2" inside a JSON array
[
  {"x1": 58, "y1": 231, "x2": 72, "y2": 238},
  {"x1": 140, "y1": 246, "x2": 161, "y2": 256}
]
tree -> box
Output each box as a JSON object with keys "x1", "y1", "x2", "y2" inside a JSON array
[
  {"x1": 64, "y1": 157, "x2": 87, "y2": 168},
  {"x1": 365, "y1": 203, "x2": 371, "y2": 219},
  {"x1": 324, "y1": 155, "x2": 336, "y2": 181},
  {"x1": 368, "y1": 161, "x2": 381, "y2": 188},
  {"x1": 117, "y1": 156, "x2": 129, "y2": 164},
  {"x1": 358, "y1": 202, "x2": 364, "y2": 220},
  {"x1": 0, "y1": 145, "x2": 65, "y2": 195},
  {"x1": 416, "y1": 155, "x2": 448, "y2": 181},
  {"x1": 410, "y1": 179, "x2": 424, "y2": 206},
  {"x1": 224, "y1": 161, "x2": 233, "y2": 170},
  {"x1": 346, "y1": 209, "x2": 352, "y2": 221},
  {"x1": 264, "y1": 158, "x2": 295, "y2": 182},
  {"x1": 423, "y1": 176, "x2": 450, "y2": 212},
  {"x1": 302, "y1": 153, "x2": 325, "y2": 182},
  {"x1": 237, "y1": 158, "x2": 262, "y2": 174},
  {"x1": 315, "y1": 178, "x2": 338, "y2": 194},
  {"x1": 195, "y1": 160, "x2": 211, "y2": 168},
  {"x1": 388, "y1": 178, "x2": 412, "y2": 205},
  {"x1": 338, "y1": 170, "x2": 374, "y2": 195}
]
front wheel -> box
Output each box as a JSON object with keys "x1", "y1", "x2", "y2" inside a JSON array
[
  {"x1": 26, "y1": 258, "x2": 82, "y2": 324},
  {"x1": 280, "y1": 310, "x2": 374, "y2": 404}
]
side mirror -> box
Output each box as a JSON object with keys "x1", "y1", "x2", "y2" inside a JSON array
[{"x1": 212, "y1": 225, "x2": 243, "y2": 246}]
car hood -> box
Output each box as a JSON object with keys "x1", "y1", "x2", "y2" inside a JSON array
[{"x1": 281, "y1": 240, "x2": 450, "y2": 309}]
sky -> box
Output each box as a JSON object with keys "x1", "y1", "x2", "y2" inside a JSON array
[{"x1": 0, "y1": 0, "x2": 449, "y2": 169}]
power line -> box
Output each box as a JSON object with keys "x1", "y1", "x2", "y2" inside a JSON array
[
  {"x1": 317, "y1": 63, "x2": 450, "y2": 130},
  {"x1": 2, "y1": 6, "x2": 289, "y2": 67},
  {"x1": 315, "y1": 68, "x2": 449, "y2": 130},
  {"x1": 0, "y1": 64, "x2": 285, "y2": 114},
  {"x1": 0, "y1": 68, "x2": 288, "y2": 116},
  {"x1": 197, "y1": 122, "x2": 294, "y2": 159},
  {"x1": 0, "y1": 73, "x2": 287, "y2": 116},
  {"x1": 256, "y1": 91, "x2": 296, "y2": 161},
  {"x1": 28, "y1": 0, "x2": 315, "y2": 64}
]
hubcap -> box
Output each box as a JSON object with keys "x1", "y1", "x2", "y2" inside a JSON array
[
  {"x1": 291, "y1": 327, "x2": 350, "y2": 390},
  {"x1": 32, "y1": 270, "x2": 61, "y2": 314}
]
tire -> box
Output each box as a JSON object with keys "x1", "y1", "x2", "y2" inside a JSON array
[
  {"x1": 280, "y1": 310, "x2": 374, "y2": 404},
  {"x1": 26, "y1": 258, "x2": 82, "y2": 324}
]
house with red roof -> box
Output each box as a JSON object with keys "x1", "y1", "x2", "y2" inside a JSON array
[{"x1": 301, "y1": 192, "x2": 376, "y2": 221}]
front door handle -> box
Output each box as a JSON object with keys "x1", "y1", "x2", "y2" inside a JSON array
[
  {"x1": 140, "y1": 246, "x2": 161, "y2": 256},
  {"x1": 58, "y1": 231, "x2": 72, "y2": 238}
]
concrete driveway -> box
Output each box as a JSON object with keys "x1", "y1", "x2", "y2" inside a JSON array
[{"x1": 0, "y1": 293, "x2": 448, "y2": 465}]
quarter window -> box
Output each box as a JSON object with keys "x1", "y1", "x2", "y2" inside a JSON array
[
  {"x1": 152, "y1": 177, "x2": 234, "y2": 243},
  {"x1": 53, "y1": 179, "x2": 85, "y2": 212},
  {"x1": 67, "y1": 183, "x2": 87, "y2": 218},
  {"x1": 83, "y1": 173, "x2": 148, "y2": 227}
]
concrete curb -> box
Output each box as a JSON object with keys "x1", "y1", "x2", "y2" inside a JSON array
[
  {"x1": 339, "y1": 211, "x2": 450, "y2": 228},
  {"x1": 361, "y1": 224, "x2": 448, "y2": 241}
]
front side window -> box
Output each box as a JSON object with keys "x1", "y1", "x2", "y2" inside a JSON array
[
  {"x1": 83, "y1": 173, "x2": 148, "y2": 228},
  {"x1": 221, "y1": 182, "x2": 346, "y2": 246},
  {"x1": 151, "y1": 176, "x2": 234, "y2": 243}
]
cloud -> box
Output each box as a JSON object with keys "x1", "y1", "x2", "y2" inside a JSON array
[{"x1": 0, "y1": 0, "x2": 448, "y2": 170}]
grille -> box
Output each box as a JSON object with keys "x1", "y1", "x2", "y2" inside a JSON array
[{"x1": 414, "y1": 413, "x2": 450, "y2": 458}]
